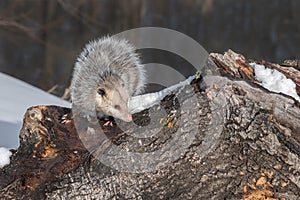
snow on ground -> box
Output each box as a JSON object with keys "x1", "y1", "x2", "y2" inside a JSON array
[
  {"x1": 130, "y1": 75, "x2": 195, "y2": 114},
  {"x1": 0, "y1": 72, "x2": 71, "y2": 148},
  {"x1": 0, "y1": 147, "x2": 12, "y2": 168},
  {"x1": 250, "y1": 63, "x2": 300, "y2": 102}
]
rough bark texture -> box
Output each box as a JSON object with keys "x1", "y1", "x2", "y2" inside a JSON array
[{"x1": 1, "y1": 50, "x2": 300, "y2": 200}]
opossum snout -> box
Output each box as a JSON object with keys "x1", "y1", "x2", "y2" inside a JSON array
[
  {"x1": 117, "y1": 110, "x2": 132, "y2": 122},
  {"x1": 113, "y1": 104, "x2": 132, "y2": 122},
  {"x1": 124, "y1": 114, "x2": 132, "y2": 122}
]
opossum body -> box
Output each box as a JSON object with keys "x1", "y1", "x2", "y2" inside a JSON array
[{"x1": 71, "y1": 36, "x2": 146, "y2": 122}]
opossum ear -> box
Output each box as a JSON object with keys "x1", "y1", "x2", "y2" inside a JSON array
[{"x1": 97, "y1": 88, "x2": 106, "y2": 96}]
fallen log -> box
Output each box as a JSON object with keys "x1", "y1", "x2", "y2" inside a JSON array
[{"x1": 1, "y1": 50, "x2": 300, "y2": 200}]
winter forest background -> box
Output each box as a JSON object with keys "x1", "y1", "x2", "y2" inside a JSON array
[{"x1": 0, "y1": 0, "x2": 299, "y2": 95}]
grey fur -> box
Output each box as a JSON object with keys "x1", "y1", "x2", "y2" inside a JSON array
[{"x1": 71, "y1": 36, "x2": 146, "y2": 121}]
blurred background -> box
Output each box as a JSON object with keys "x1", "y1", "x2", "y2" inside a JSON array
[{"x1": 0, "y1": 0, "x2": 299, "y2": 95}]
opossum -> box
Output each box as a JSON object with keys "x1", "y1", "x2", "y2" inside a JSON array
[{"x1": 71, "y1": 36, "x2": 146, "y2": 122}]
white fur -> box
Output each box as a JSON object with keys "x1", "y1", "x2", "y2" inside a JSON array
[{"x1": 71, "y1": 36, "x2": 146, "y2": 118}]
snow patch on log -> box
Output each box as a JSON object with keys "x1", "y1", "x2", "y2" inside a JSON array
[
  {"x1": 129, "y1": 75, "x2": 196, "y2": 114},
  {"x1": 250, "y1": 63, "x2": 300, "y2": 102},
  {"x1": 0, "y1": 147, "x2": 12, "y2": 168}
]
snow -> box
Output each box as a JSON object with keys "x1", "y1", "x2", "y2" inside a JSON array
[
  {"x1": 130, "y1": 75, "x2": 195, "y2": 113},
  {"x1": 0, "y1": 147, "x2": 12, "y2": 168},
  {"x1": 0, "y1": 72, "x2": 71, "y2": 148},
  {"x1": 250, "y1": 63, "x2": 300, "y2": 102}
]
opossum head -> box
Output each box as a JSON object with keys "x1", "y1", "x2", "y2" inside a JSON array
[{"x1": 95, "y1": 74, "x2": 132, "y2": 122}]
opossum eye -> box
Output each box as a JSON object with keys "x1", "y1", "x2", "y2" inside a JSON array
[
  {"x1": 114, "y1": 105, "x2": 121, "y2": 110},
  {"x1": 97, "y1": 88, "x2": 106, "y2": 96}
]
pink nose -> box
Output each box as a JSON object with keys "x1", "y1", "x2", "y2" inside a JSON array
[{"x1": 126, "y1": 114, "x2": 132, "y2": 122}]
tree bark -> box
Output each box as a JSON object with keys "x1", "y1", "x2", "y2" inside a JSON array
[{"x1": 1, "y1": 50, "x2": 300, "y2": 200}]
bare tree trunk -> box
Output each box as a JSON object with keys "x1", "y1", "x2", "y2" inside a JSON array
[{"x1": 1, "y1": 50, "x2": 300, "y2": 200}]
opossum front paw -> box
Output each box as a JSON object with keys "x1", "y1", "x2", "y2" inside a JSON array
[
  {"x1": 103, "y1": 120, "x2": 114, "y2": 127},
  {"x1": 61, "y1": 114, "x2": 72, "y2": 124}
]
